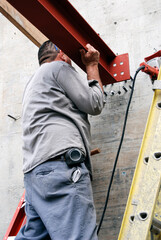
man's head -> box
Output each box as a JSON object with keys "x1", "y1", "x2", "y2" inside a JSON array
[{"x1": 38, "y1": 40, "x2": 71, "y2": 66}]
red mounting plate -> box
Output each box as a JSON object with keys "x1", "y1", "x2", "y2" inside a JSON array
[
  {"x1": 7, "y1": 0, "x2": 130, "y2": 85},
  {"x1": 108, "y1": 53, "x2": 130, "y2": 82}
]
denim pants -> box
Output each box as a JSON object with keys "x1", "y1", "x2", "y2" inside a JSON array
[{"x1": 15, "y1": 159, "x2": 98, "y2": 240}]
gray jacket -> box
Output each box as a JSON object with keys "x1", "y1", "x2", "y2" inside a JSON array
[{"x1": 22, "y1": 61, "x2": 105, "y2": 175}]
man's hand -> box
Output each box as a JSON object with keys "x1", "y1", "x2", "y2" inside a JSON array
[
  {"x1": 80, "y1": 44, "x2": 103, "y2": 91},
  {"x1": 80, "y1": 44, "x2": 100, "y2": 66}
]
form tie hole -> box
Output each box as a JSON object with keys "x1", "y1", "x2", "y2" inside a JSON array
[
  {"x1": 154, "y1": 152, "x2": 161, "y2": 160},
  {"x1": 139, "y1": 212, "x2": 148, "y2": 221},
  {"x1": 144, "y1": 157, "x2": 149, "y2": 164},
  {"x1": 129, "y1": 215, "x2": 135, "y2": 223},
  {"x1": 157, "y1": 102, "x2": 161, "y2": 109}
]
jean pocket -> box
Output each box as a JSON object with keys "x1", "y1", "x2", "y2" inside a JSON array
[
  {"x1": 36, "y1": 169, "x2": 54, "y2": 176},
  {"x1": 33, "y1": 166, "x2": 75, "y2": 199}
]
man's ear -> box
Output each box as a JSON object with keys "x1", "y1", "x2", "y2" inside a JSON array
[
  {"x1": 57, "y1": 50, "x2": 72, "y2": 65},
  {"x1": 59, "y1": 50, "x2": 66, "y2": 61}
]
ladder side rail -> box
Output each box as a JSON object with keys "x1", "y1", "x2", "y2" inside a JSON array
[{"x1": 118, "y1": 68, "x2": 161, "y2": 239}]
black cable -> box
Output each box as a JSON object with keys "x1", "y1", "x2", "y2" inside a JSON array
[
  {"x1": 151, "y1": 231, "x2": 154, "y2": 240},
  {"x1": 97, "y1": 65, "x2": 145, "y2": 234}
]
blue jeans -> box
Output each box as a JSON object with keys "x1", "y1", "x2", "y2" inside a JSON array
[{"x1": 15, "y1": 159, "x2": 98, "y2": 240}]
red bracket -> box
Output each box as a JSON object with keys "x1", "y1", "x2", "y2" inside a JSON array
[
  {"x1": 7, "y1": 0, "x2": 130, "y2": 85},
  {"x1": 144, "y1": 50, "x2": 161, "y2": 62}
]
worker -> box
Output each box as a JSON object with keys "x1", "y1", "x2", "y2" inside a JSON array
[{"x1": 15, "y1": 41, "x2": 105, "y2": 240}]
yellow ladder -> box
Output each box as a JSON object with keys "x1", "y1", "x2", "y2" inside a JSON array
[{"x1": 118, "y1": 68, "x2": 161, "y2": 240}]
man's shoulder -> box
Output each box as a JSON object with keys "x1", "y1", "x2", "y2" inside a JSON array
[
  {"x1": 39, "y1": 61, "x2": 74, "y2": 75},
  {"x1": 42, "y1": 61, "x2": 71, "y2": 69}
]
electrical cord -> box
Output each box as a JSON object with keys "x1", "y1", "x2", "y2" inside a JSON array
[
  {"x1": 150, "y1": 231, "x2": 154, "y2": 240},
  {"x1": 97, "y1": 65, "x2": 145, "y2": 235}
]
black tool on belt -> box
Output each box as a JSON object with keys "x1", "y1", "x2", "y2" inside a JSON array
[{"x1": 65, "y1": 148, "x2": 86, "y2": 167}]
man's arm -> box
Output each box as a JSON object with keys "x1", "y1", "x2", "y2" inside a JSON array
[
  {"x1": 80, "y1": 44, "x2": 103, "y2": 91},
  {"x1": 56, "y1": 44, "x2": 105, "y2": 115}
]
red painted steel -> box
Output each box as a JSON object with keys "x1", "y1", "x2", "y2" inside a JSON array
[
  {"x1": 3, "y1": 191, "x2": 26, "y2": 239},
  {"x1": 140, "y1": 62, "x2": 159, "y2": 80},
  {"x1": 139, "y1": 50, "x2": 161, "y2": 80},
  {"x1": 144, "y1": 50, "x2": 161, "y2": 62},
  {"x1": 7, "y1": 0, "x2": 130, "y2": 85}
]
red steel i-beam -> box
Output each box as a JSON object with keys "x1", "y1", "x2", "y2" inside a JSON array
[{"x1": 7, "y1": 0, "x2": 130, "y2": 85}]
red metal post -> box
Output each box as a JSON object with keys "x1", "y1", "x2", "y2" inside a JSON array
[
  {"x1": 3, "y1": 191, "x2": 26, "y2": 240},
  {"x1": 7, "y1": 0, "x2": 130, "y2": 85}
]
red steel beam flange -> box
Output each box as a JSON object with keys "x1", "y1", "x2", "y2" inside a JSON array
[{"x1": 7, "y1": 0, "x2": 130, "y2": 85}]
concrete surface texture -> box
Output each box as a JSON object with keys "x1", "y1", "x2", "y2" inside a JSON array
[{"x1": 0, "y1": 0, "x2": 161, "y2": 239}]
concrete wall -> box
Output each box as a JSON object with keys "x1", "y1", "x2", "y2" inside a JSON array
[
  {"x1": 0, "y1": 13, "x2": 38, "y2": 238},
  {"x1": 0, "y1": 0, "x2": 161, "y2": 239}
]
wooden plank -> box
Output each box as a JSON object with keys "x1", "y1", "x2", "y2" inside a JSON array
[{"x1": 0, "y1": 0, "x2": 47, "y2": 47}]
